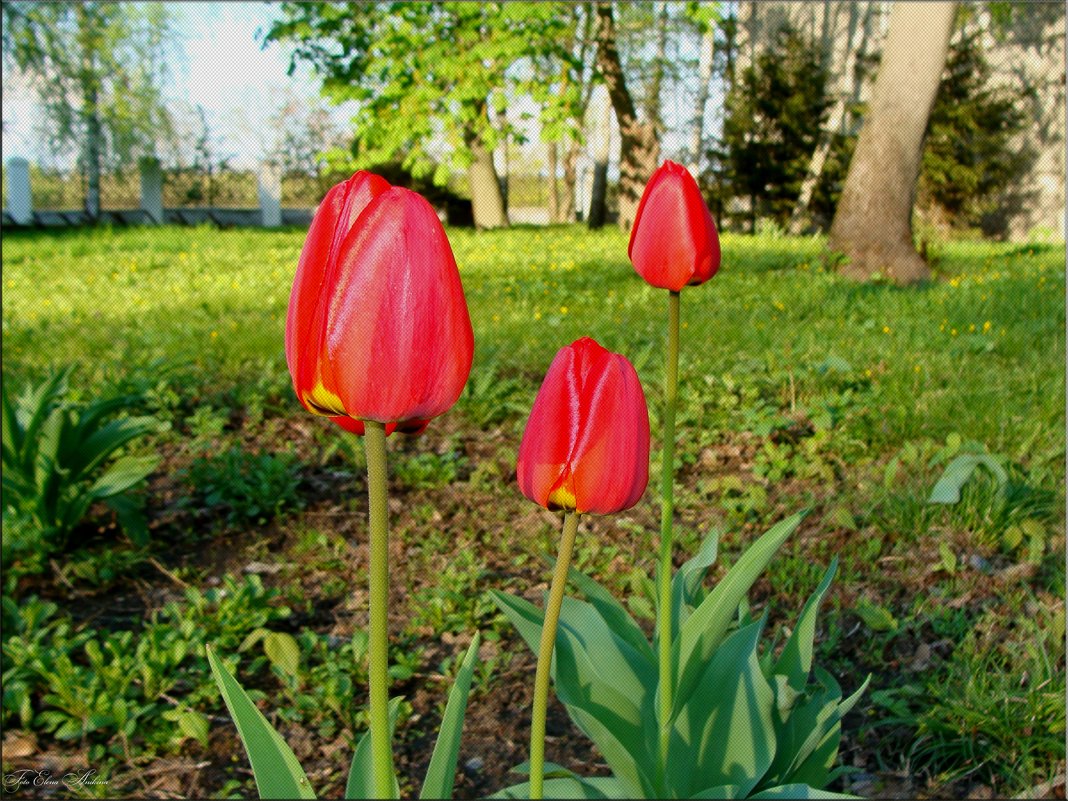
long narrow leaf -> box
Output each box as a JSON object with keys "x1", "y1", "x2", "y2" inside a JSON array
[
  {"x1": 206, "y1": 646, "x2": 316, "y2": 799},
  {"x1": 928, "y1": 453, "x2": 1008, "y2": 504},
  {"x1": 346, "y1": 697, "x2": 403, "y2": 799},
  {"x1": 88, "y1": 455, "x2": 159, "y2": 499},
  {"x1": 1, "y1": 379, "x2": 22, "y2": 466},
  {"x1": 689, "y1": 786, "x2": 743, "y2": 799},
  {"x1": 671, "y1": 526, "x2": 721, "y2": 636},
  {"x1": 567, "y1": 567, "x2": 655, "y2": 666},
  {"x1": 491, "y1": 591, "x2": 653, "y2": 795},
  {"x1": 490, "y1": 776, "x2": 631, "y2": 799},
  {"x1": 762, "y1": 679, "x2": 840, "y2": 787},
  {"x1": 750, "y1": 785, "x2": 858, "y2": 799},
  {"x1": 674, "y1": 512, "x2": 805, "y2": 712},
  {"x1": 19, "y1": 371, "x2": 68, "y2": 471},
  {"x1": 782, "y1": 672, "x2": 869, "y2": 789},
  {"x1": 667, "y1": 618, "x2": 776, "y2": 797},
  {"x1": 70, "y1": 416, "x2": 162, "y2": 479},
  {"x1": 71, "y1": 395, "x2": 133, "y2": 440},
  {"x1": 420, "y1": 633, "x2": 481, "y2": 800},
  {"x1": 771, "y1": 559, "x2": 837, "y2": 694}
]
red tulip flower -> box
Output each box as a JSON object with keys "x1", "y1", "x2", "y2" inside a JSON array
[
  {"x1": 285, "y1": 171, "x2": 474, "y2": 434},
  {"x1": 517, "y1": 337, "x2": 650, "y2": 515},
  {"x1": 628, "y1": 160, "x2": 721, "y2": 292}
]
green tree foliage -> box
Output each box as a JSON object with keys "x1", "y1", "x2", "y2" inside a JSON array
[
  {"x1": 919, "y1": 28, "x2": 1029, "y2": 235},
  {"x1": 714, "y1": 26, "x2": 840, "y2": 233},
  {"x1": 1, "y1": 2, "x2": 175, "y2": 218},
  {"x1": 266, "y1": 3, "x2": 573, "y2": 186}
]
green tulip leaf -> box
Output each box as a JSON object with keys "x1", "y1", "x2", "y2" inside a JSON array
[
  {"x1": 689, "y1": 786, "x2": 744, "y2": 799},
  {"x1": 567, "y1": 566, "x2": 656, "y2": 666},
  {"x1": 781, "y1": 671, "x2": 869, "y2": 789},
  {"x1": 420, "y1": 633, "x2": 481, "y2": 800},
  {"x1": 674, "y1": 512, "x2": 805, "y2": 713},
  {"x1": 346, "y1": 696, "x2": 403, "y2": 800},
  {"x1": 672, "y1": 526, "x2": 721, "y2": 619},
  {"x1": 667, "y1": 618, "x2": 776, "y2": 797},
  {"x1": 206, "y1": 646, "x2": 316, "y2": 799},
  {"x1": 489, "y1": 776, "x2": 632, "y2": 799},
  {"x1": 927, "y1": 452, "x2": 1008, "y2": 504},
  {"x1": 74, "y1": 416, "x2": 163, "y2": 479},
  {"x1": 490, "y1": 590, "x2": 653, "y2": 795},
  {"x1": 837, "y1": 674, "x2": 871, "y2": 720},
  {"x1": 771, "y1": 559, "x2": 837, "y2": 694},
  {"x1": 510, "y1": 760, "x2": 582, "y2": 779},
  {"x1": 763, "y1": 678, "x2": 840, "y2": 787},
  {"x1": 88, "y1": 454, "x2": 159, "y2": 498},
  {"x1": 489, "y1": 590, "x2": 546, "y2": 657},
  {"x1": 750, "y1": 785, "x2": 859, "y2": 799}
]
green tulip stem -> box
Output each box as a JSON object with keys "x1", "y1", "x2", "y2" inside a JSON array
[
  {"x1": 363, "y1": 420, "x2": 396, "y2": 799},
  {"x1": 658, "y1": 289, "x2": 681, "y2": 769},
  {"x1": 530, "y1": 510, "x2": 580, "y2": 800}
]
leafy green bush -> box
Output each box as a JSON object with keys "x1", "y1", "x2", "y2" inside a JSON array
[
  {"x1": 920, "y1": 27, "x2": 1028, "y2": 234},
  {"x1": 1, "y1": 576, "x2": 292, "y2": 762},
  {"x1": 1, "y1": 370, "x2": 164, "y2": 554},
  {"x1": 183, "y1": 447, "x2": 302, "y2": 525}
]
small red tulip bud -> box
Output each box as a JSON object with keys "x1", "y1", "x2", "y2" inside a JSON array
[
  {"x1": 628, "y1": 160, "x2": 721, "y2": 292},
  {"x1": 517, "y1": 337, "x2": 650, "y2": 515}
]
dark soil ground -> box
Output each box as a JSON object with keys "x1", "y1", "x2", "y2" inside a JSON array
[{"x1": 6, "y1": 408, "x2": 1065, "y2": 801}]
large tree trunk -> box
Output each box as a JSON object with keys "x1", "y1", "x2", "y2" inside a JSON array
[
  {"x1": 467, "y1": 137, "x2": 508, "y2": 229},
  {"x1": 595, "y1": 2, "x2": 659, "y2": 231},
  {"x1": 829, "y1": 1, "x2": 956, "y2": 284}
]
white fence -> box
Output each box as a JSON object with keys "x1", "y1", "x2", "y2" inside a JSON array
[{"x1": 2, "y1": 157, "x2": 308, "y2": 228}]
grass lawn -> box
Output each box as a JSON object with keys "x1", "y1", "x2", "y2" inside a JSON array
[{"x1": 1, "y1": 224, "x2": 1065, "y2": 799}]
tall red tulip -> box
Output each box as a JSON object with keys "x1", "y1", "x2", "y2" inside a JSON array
[
  {"x1": 628, "y1": 161, "x2": 720, "y2": 757},
  {"x1": 285, "y1": 171, "x2": 474, "y2": 434},
  {"x1": 517, "y1": 337, "x2": 650, "y2": 515},
  {"x1": 628, "y1": 160, "x2": 721, "y2": 291}
]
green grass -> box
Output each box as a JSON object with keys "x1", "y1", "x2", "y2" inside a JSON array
[
  {"x1": 2, "y1": 224, "x2": 1065, "y2": 796},
  {"x1": 3, "y1": 228, "x2": 1062, "y2": 443}
]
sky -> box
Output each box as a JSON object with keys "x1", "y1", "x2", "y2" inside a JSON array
[
  {"x1": 1, "y1": 3, "x2": 712, "y2": 177},
  {"x1": 1, "y1": 2, "x2": 349, "y2": 169}
]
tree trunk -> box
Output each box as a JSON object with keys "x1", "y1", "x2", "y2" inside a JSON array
[
  {"x1": 688, "y1": 22, "x2": 715, "y2": 175},
  {"x1": 595, "y1": 2, "x2": 659, "y2": 232},
  {"x1": 560, "y1": 143, "x2": 578, "y2": 223},
  {"x1": 644, "y1": 2, "x2": 670, "y2": 138},
  {"x1": 828, "y1": 1, "x2": 956, "y2": 284},
  {"x1": 788, "y1": 4, "x2": 861, "y2": 234},
  {"x1": 547, "y1": 140, "x2": 560, "y2": 223},
  {"x1": 83, "y1": 86, "x2": 103, "y2": 222},
  {"x1": 588, "y1": 160, "x2": 609, "y2": 229},
  {"x1": 467, "y1": 137, "x2": 508, "y2": 229},
  {"x1": 587, "y1": 85, "x2": 611, "y2": 229},
  {"x1": 77, "y1": 4, "x2": 102, "y2": 222}
]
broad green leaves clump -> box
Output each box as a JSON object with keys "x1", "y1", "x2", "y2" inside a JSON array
[
  {"x1": 493, "y1": 514, "x2": 868, "y2": 799},
  {"x1": 2, "y1": 369, "x2": 164, "y2": 554}
]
